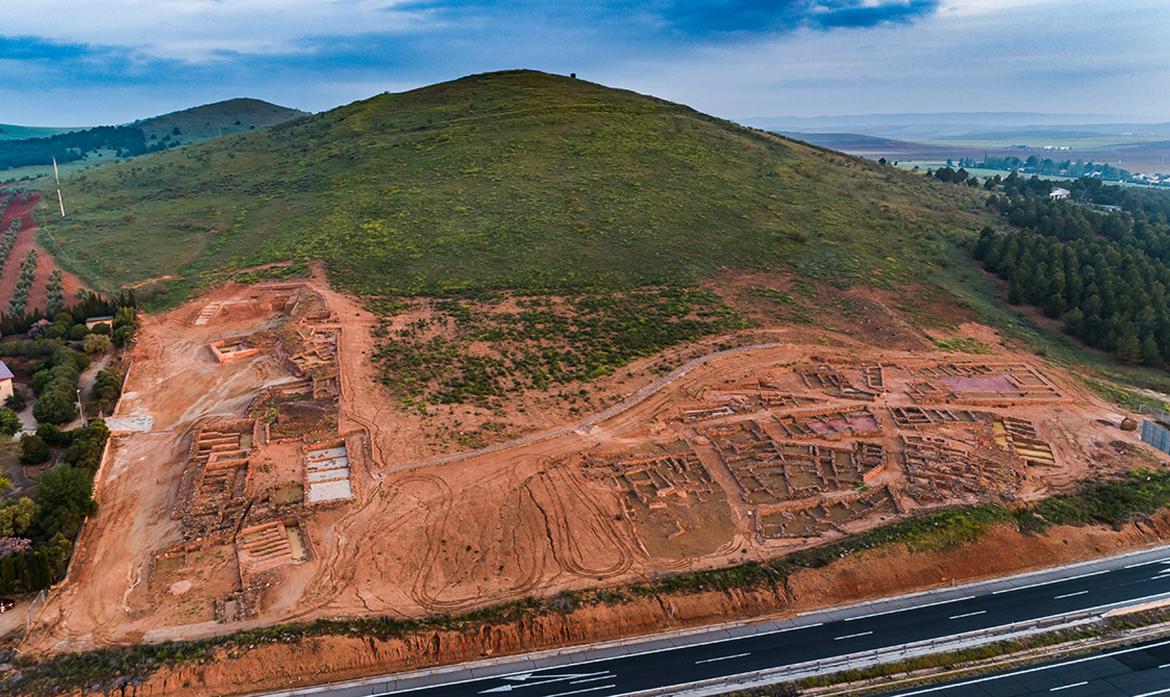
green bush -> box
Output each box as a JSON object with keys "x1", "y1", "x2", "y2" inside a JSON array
[
  {"x1": 4, "y1": 392, "x2": 26, "y2": 412},
  {"x1": 36, "y1": 423, "x2": 69, "y2": 447},
  {"x1": 112, "y1": 325, "x2": 135, "y2": 348},
  {"x1": 33, "y1": 465, "x2": 95, "y2": 540},
  {"x1": 82, "y1": 333, "x2": 112, "y2": 355},
  {"x1": 19, "y1": 434, "x2": 50, "y2": 464},
  {"x1": 0, "y1": 406, "x2": 21, "y2": 436}
]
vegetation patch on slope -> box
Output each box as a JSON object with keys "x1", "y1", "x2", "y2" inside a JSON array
[{"x1": 373, "y1": 287, "x2": 746, "y2": 406}]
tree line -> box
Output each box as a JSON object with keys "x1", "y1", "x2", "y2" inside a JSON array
[
  {"x1": 0, "y1": 125, "x2": 180, "y2": 170},
  {"x1": 972, "y1": 176, "x2": 1170, "y2": 366}
]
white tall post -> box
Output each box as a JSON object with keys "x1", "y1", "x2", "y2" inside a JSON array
[{"x1": 52, "y1": 156, "x2": 65, "y2": 217}]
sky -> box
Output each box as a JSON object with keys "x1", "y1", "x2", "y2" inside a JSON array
[{"x1": 1, "y1": 0, "x2": 1168, "y2": 126}]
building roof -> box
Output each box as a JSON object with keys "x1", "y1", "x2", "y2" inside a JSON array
[{"x1": 0, "y1": 361, "x2": 13, "y2": 381}]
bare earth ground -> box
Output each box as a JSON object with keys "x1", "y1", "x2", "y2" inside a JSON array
[
  {"x1": 0, "y1": 193, "x2": 87, "y2": 311},
  {"x1": 132, "y1": 511, "x2": 1170, "y2": 697},
  {"x1": 19, "y1": 266, "x2": 1165, "y2": 661}
]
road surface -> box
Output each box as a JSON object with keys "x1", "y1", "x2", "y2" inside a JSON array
[
  {"x1": 261, "y1": 546, "x2": 1170, "y2": 697},
  {"x1": 878, "y1": 637, "x2": 1170, "y2": 696}
]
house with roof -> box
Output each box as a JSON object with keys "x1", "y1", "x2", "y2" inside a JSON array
[
  {"x1": 85, "y1": 315, "x2": 115, "y2": 330},
  {"x1": 1048, "y1": 187, "x2": 1071, "y2": 200},
  {"x1": 0, "y1": 361, "x2": 13, "y2": 403}
]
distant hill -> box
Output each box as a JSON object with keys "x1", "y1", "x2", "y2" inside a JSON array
[
  {"x1": 0, "y1": 124, "x2": 82, "y2": 142},
  {"x1": 748, "y1": 112, "x2": 1168, "y2": 139},
  {"x1": 0, "y1": 99, "x2": 305, "y2": 172},
  {"x1": 40, "y1": 70, "x2": 988, "y2": 302},
  {"x1": 781, "y1": 132, "x2": 964, "y2": 160},
  {"x1": 135, "y1": 98, "x2": 308, "y2": 147}
]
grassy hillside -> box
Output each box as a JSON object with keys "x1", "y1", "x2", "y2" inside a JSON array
[
  {"x1": 135, "y1": 98, "x2": 307, "y2": 146},
  {"x1": 39, "y1": 70, "x2": 989, "y2": 301}
]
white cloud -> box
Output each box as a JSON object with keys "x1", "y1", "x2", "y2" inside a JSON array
[
  {"x1": 2, "y1": 0, "x2": 427, "y2": 62},
  {"x1": 604, "y1": 0, "x2": 1170, "y2": 119},
  {"x1": 936, "y1": 0, "x2": 1061, "y2": 17}
]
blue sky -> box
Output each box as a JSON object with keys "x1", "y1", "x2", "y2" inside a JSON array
[{"x1": 1, "y1": 0, "x2": 1168, "y2": 125}]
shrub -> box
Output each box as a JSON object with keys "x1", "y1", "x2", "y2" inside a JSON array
[
  {"x1": 36, "y1": 423, "x2": 69, "y2": 447},
  {"x1": 33, "y1": 385, "x2": 78, "y2": 425},
  {"x1": 69, "y1": 324, "x2": 89, "y2": 341},
  {"x1": 63, "y1": 422, "x2": 109, "y2": 472},
  {"x1": 33, "y1": 465, "x2": 95, "y2": 540},
  {"x1": 112, "y1": 325, "x2": 135, "y2": 348},
  {"x1": 19, "y1": 434, "x2": 50, "y2": 464},
  {"x1": 82, "y1": 333, "x2": 112, "y2": 355},
  {"x1": 0, "y1": 406, "x2": 21, "y2": 436},
  {"x1": 90, "y1": 369, "x2": 122, "y2": 413},
  {"x1": 4, "y1": 392, "x2": 25, "y2": 412}
]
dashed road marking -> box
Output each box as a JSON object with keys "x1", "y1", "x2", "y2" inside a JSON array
[
  {"x1": 834, "y1": 631, "x2": 874, "y2": 641},
  {"x1": 948, "y1": 610, "x2": 987, "y2": 620},
  {"x1": 695, "y1": 652, "x2": 750, "y2": 665}
]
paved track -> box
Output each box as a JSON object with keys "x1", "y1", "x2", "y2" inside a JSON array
[{"x1": 262, "y1": 546, "x2": 1170, "y2": 697}]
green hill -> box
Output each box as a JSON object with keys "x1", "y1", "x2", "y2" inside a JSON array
[
  {"x1": 0, "y1": 124, "x2": 82, "y2": 142},
  {"x1": 134, "y1": 98, "x2": 308, "y2": 146},
  {"x1": 0, "y1": 99, "x2": 304, "y2": 177},
  {"x1": 39, "y1": 70, "x2": 987, "y2": 301}
]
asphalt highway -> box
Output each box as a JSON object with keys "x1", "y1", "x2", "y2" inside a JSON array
[
  {"x1": 264, "y1": 549, "x2": 1170, "y2": 697},
  {"x1": 878, "y1": 637, "x2": 1170, "y2": 696}
]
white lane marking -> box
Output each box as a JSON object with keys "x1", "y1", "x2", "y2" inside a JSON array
[
  {"x1": 569, "y1": 676, "x2": 614, "y2": 685},
  {"x1": 480, "y1": 672, "x2": 610, "y2": 693},
  {"x1": 885, "y1": 638, "x2": 1170, "y2": 695},
  {"x1": 1049, "y1": 682, "x2": 1088, "y2": 691},
  {"x1": 543, "y1": 686, "x2": 617, "y2": 697},
  {"x1": 844, "y1": 595, "x2": 975, "y2": 622},
  {"x1": 1135, "y1": 688, "x2": 1170, "y2": 697},
  {"x1": 1054, "y1": 590, "x2": 1089, "y2": 599},
  {"x1": 1125, "y1": 557, "x2": 1170, "y2": 569},
  {"x1": 695, "y1": 652, "x2": 750, "y2": 665},
  {"x1": 992, "y1": 569, "x2": 1110, "y2": 594},
  {"x1": 948, "y1": 610, "x2": 987, "y2": 620},
  {"x1": 834, "y1": 631, "x2": 874, "y2": 641}
]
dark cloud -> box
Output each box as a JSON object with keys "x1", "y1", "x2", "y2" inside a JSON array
[
  {"x1": 655, "y1": 0, "x2": 940, "y2": 34},
  {"x1": 405, "y1": 1, "x2": 940, "y2": 37}
]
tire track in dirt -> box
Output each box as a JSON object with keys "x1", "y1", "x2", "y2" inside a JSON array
[
  {"x1": 522, "y1": 463, "x2": 637, "y2": 580},
  {"x1": 408, "y1": 463, "x2": 549, "y2": 612}
]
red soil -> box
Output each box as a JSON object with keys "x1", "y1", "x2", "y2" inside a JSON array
[
  {"x1": 115, "y1": 513, "x2": 1170, "y2": 697},
  {"x1": 0, "y1": 193, "x2": 87, "y2": 312}
]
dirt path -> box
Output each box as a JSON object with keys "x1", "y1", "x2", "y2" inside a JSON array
[{"x1": 0, "y1": 193, "x2": 87, "y2": 312}]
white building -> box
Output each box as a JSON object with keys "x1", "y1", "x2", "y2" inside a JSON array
[
  {"x1": 1048, "y1": 187, "x2": 1071, "y2": 200},
  {"x1": 0, "y1": 361, "x2": 13, "y2": 403}
]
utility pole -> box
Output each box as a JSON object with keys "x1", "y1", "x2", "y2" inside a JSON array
[
  {"x1": 76, "y1": 387, "x2": 86, "y2": 427},
  {"x1": 52, "y1": 156, "x2": 65, "y2": 217}
]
